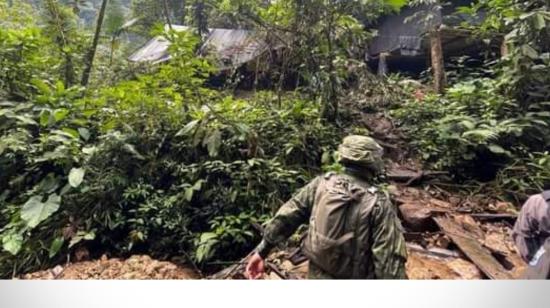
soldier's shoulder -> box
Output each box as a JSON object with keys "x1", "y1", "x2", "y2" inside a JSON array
[{"x1": 367, "y1": 186, "x2": 393, "y2": 209}]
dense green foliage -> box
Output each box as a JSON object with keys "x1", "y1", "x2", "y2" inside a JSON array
[
  {"x1": 393, "y1": 0, "x2": 550, "y2": 199},
  {"x1": 0, "y1": 1, "x2": 349, "y2": 277}
]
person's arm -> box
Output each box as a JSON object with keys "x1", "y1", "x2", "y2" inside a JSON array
[
  {"x1": 246, "y1": 176, "x2": 321, "y2": 279},
  {"x1": 370, "y1": 195, "x2": 408, "y2": 279}
]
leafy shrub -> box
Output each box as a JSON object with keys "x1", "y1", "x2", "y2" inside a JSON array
[
  {"x1": 0, "y1": 24, "x2": 346, "y2": 277},
  {"x1": 393, "y1": 0, "x2": 550, "y2": 197}
]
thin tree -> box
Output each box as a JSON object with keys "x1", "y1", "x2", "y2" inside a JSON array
[
  {"x1": 163, "y1": 0, "x2": 173, "y2": 30},
  {"x1": 44, "y1": 0, "x2": 77, "y2": 87},
  {"x1": 321, "y1": 5, "x2": 339, "y2": 122},
  {"x1": 81, "y1": 0, "x2": 109, "y2": 87},
  {"x1": 194, "y1": 0, "x2": 208, "y2": 38},
  {"x1": 181, "y1": 0, "x2": 187, "y2": 25}
]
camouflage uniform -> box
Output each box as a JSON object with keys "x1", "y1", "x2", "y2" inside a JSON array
[{"x1": 255, "y1": 136, "x2": 407, "y2": 279}]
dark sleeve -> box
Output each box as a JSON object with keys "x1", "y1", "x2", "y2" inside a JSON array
[
  {"x1": 370, "y1": 195, "x2": 408, "y2": 279},
  {"x1": 255, "y1": 176, "x2": 322, "y2": 258}
]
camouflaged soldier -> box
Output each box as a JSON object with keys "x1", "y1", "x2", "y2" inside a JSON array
[{"x1": 246, "y1": 135, "x2": 407, "y2": 279}]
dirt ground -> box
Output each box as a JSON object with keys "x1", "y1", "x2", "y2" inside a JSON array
[{"x1": 21, "y1": 255, "x2": 199, "y2": 280}]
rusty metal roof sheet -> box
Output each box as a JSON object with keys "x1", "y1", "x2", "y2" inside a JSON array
[{"x1": 128, "y1": 26, "x2": 268, "y2": 69}]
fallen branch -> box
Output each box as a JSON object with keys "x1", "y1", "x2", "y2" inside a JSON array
[
  {"x1": 387, "y1": 169, "x2": 449, "y2": 185},
  {"x1": 208, "y1": 251, "x2": 255, "y2": 280},
  {"x1": 470, "y1": 213, "x2": 517, "y2": 221}
]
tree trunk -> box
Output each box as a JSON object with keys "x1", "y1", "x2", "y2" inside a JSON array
[
  {"x1": 321, "y1": 13, "x2": 338, "y2": 122},
  {"x1": 44, "y1": 0, "x2": 76, "y2": 87},
  {"x1": 181, "y1": 0, "x2": 187, "y2": 25},
  {"x1": 430, "y1": 28, "x2": 446, "y2": 94},
  {"x1": 194, "y1": 0, "x2": 208, "y2": 38},
  {"x1": 64, "y1": 54, "x2": 76, "y2": 86},
  {"x1": 163, "y1": 0, "x2": 173, "y2": 30},
  {"x1": 81, "y1": 0, "x2": 109, "y2": 87}
]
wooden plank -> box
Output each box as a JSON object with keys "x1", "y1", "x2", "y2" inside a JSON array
[
  {"x1": 470, "y1": 213, "x2": 517, "y2": 221},
  {"x1": 387, "y1": 169, "x2": 449, "y2": 184},
  {"x1": 434, "y1": 215, "x2": 513, "y2": 280},
  {"x1": 406, "y1": 243, "x2": 461, "y2": 259}
]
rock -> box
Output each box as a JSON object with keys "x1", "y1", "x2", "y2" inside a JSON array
[
  {"x1": 51, "y1": 265, "x2": 64, "y2": 278},
  {"x1": 447, "y1": 259, "x2": 483, "y2": 279},
  {"x1": 74, "y1": 247, "x2": 90, "y2": 261},
  {"x1": 399, "y1": 203, "x2": 436, "y2": 231}
]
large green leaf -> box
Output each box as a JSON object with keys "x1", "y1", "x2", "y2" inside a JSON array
[
  {"x1": 462, "y1": 129, "x2": 498, "y2": 141},
  {"x1": 49, "y1": 237, "x2": 65, "y2": 258},
  {"x1": 78, "y1": 127, "x2": 90, "y2": 141},
  {"x1": 385, "y1": 0, "x2": 408, "y2": 11},
  {"x1": 69, "y1": 231, "x2": 96, "y2": 248},
  {"x1": 122, "y1": 144, "x2": 145, "y2": 160},
  {"x1": 487, "y1": 144, "x2": 511, "y2": 156},
  {"x1": 176, "y1": 119, "x2": 200, "y2": 137},
  {"x1": 2, "y1": 233, "x2": 23, "y2": 256},
  {"x1": 205, "y1": 129, "x2": 222, "y2": 157},
  {"x1": 521, "y1": 44, "x2": 539, "y2": 59},
  {"x1": 195, "y1": 232, "x2": 218, "y2": 263},
  {"x1": 68, "y1": 168, "x2": 85, "y2": 188},
  {"x1": 21, "y1": 194, "x2": 61, "y2": 229},
  {"x1": 39, "y1": 109, "x2": 54, "y2": 126},
  {"x1": 54, "y1": 109, "x2": 70, "y2": 122},
  {"x1": 13, "y1": 115, "x2": 38, "y2": 126},
  {"x1": 31, "y1": 79, "x2": 52, "y2": 95},
  {"x1": 185, "y1": 187, "x2": 194, "y2": 201},
  {"x1": 533, "y1": 12, "x2": 546, "y2": 30}
]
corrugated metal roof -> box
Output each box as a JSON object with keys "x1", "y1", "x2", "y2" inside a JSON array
[
  {"x1": 128, "y1": 26, "x2": 268, "y2": 69},
  {"x1": 127, "y1": 37, "x2": 172, "y2": 63},
  {"x1": 128, "y1": 25, "x2": 191, "y2": 64},
  {"x1": 200, "y1": 29, "x2": 267, "y2": 69}
]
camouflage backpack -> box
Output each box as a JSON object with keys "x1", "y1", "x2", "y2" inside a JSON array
[{"x1": 302, "y1": 172, "x2": 378, "y2": 278}]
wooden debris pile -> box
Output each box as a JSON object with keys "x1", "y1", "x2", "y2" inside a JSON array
[{"x1": 393, "y1": 184, "x2": 524, "y2": 279}]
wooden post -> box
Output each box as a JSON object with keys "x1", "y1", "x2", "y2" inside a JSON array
[
  {"x1": 430, "y1": 28, "x2": 446, "y2": 94},
  {"x1": 377, "y1": 52, "x2": 389, "y2": 76}
]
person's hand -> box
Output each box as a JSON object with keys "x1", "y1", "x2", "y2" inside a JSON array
[{"x1": 245, "y1": 252, "x2": 265, "y2": 279}]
